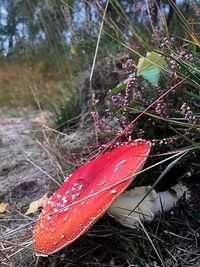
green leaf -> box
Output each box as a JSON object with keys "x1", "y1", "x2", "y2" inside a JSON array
[
  {"x1": 184, "y1": 90, "x2": 200, "y2": 101},
  {"x1": 137, "y1": 51, "x2": 166, "y2": 86},
  {"x1": 107, "y1": 74, "x2": 133, "y2": 97}
]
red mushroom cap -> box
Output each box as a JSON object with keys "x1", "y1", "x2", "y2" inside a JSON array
[{"x1": 33, "y1": 140, "x2": 151, "y2": 255}]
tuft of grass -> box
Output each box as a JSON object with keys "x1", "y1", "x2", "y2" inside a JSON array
[{"x1": 54, "y1": 93, "x2": 83, "y2": 132}]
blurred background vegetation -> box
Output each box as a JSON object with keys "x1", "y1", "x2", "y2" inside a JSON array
[{"x1": 0, "y1": 0, "x2": 198, "y2": 108}]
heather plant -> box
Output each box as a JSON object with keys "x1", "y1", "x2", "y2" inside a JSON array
[
  {"x1": 87, "y1": 0, "x2": 200, "y2": 204},
  {"x1": 94, "y1": 39, "x2": 200, "y2": 147}
]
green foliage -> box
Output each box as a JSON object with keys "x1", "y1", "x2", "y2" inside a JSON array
[
  {"x1": 107, "y1": 76, "x2": 128, "y2": 97},
  {"x1": 108, "y1": 51, "x2": 166, "y2": 97},
  {"x1": 137, "y1": 51, "x2": 166, "y2": 86},
  {"x1": 55, "y1": 93, "x2": 82, "y2": 132}
]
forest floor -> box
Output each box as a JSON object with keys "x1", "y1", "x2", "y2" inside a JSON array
[
  {"x1": 0, "y1": 109, "x2": 200, "y2": 267},
  {"x1": 0, "y1": 109, "x2": 60, "y2": 265},
  {"x1": 0, "y1": 109, "x2": 56, "y2": 210}
]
